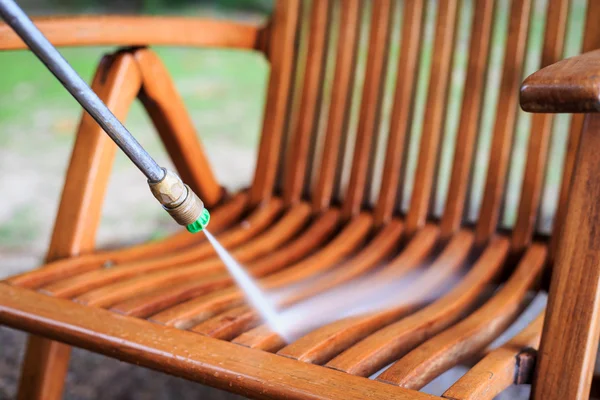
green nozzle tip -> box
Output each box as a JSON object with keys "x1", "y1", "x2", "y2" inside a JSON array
[{"x1": 186, "y1": 208, "x2": 210, "y2": 233}]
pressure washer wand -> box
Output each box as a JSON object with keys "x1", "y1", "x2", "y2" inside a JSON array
[{"x1": 0, "y1": 0, "x2": 209, "y2": 233}]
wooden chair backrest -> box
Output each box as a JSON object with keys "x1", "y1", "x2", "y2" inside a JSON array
[{"x1": 252, "y1": 0, "x2": 600, "y2": 256}]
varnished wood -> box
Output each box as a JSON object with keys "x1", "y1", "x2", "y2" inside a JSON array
[
  {"x1": 327, "y1": 235, "x2": 508, "y2": 377},
  {"x1": 475, "y1": 0, "x2": 533, "y2": 244},
  {"x1": 283, "y1": 0, "x2": 332, "y2": 205},
  {"x1": 111, "y1": 209, "x2": 340, "y2": 318},
  {"x1": 3, "y1": 1, "x2": 600, "y2": 398},
  {"x1": 0, "y1": 284, "x2": 438, "y2": 400},
  {"x1": 521, "y1": 49, "x2": 600, "y2": 113},
  {"x1": 149, "y1": 214, "x2": 372, "y2": 328},
  {"x1": 192, "y1": 221, "x2": 404, "y2": 342},
  {"x1": 234, "y1": 225, "x2": 439, "y2": 358},
  {"x1": 512, "y1": 0, "x2": 569, "y2": 250},
  {"x1": 250, "y1": 0, "x2": 301, "y2": 206},
  {"x1": 533, "y1": 114, "x2": 600, "y2": 400},
  {"x1": 0, "y1": 16, "x2": 263, "y2": 51},
  {"x1": 404, "y1": 0, "x2": 460, "y2": 234},
  {"x1": 275, "y1": 225, "x2": 439, "y2": 364},
  {"x1": 374, "y1": 0, "x2": 426, "y2": 226},
  {"x1": 6, "y1": 192, "x2": 247, "y2": 289},
  {"x1": 312, "y1": 0, "x2": 361, "y2": 212},
  {"x1": 443, "y1": 312, "x2": 544, "y2": 400},
  {"x1": 439, "y1": 0, "x2": 495, "y2": 238},
  {"x1": 40, "y1": 200, "x2": 284, "y2": 298},
  {"x1": 550, "y1": 0, "x2": 600, "y2": 262},
  {"x1": 342, "y1": 0, "x2": 395, "y2": 218},
  {"x1": 73, "y1": 204, "x2": 310, "y2": 308},
  {"x1": 377, "y1": 244, "x2": 546, "y2": 388}
]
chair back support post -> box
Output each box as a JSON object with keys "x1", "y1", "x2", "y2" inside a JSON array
[{"x1": 533, "y1": 113, "x2": 600, "y2": 400}]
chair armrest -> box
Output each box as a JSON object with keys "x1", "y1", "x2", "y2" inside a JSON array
[
  {"x1": 0, "y1": 16, "x2": 266, "y2": 51},
  {"x1": 520, "y1": 49, "x2": 600, "y2": 113}
]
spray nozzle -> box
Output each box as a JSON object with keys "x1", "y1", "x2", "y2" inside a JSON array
[{"x1": 148, "y1": 168, "x2": 210, "y2": 233}]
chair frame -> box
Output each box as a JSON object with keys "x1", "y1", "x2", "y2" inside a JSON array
[{"x1": 1, "y1": 3, "x2": 600, "y2": 399}]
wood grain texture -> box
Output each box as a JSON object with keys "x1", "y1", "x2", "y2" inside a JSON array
[
  {"x1": 192, "y1": 221, "x2": 404, "y2": 343},
  {"x1": 328, "y1": 235, "x2": 509, "y2": 378},
  {"x1": 326, "y1": 231, "x2": 480, "y2": 377},
  {"x1": 549, "y1": 0, "x2": 600, "y2": 263},
  {"x1": 442, "y1": 312, "x2": 544, "y2": 400},
  {"x1": 377, "y1": 244, "x2": 546, "y2": 389},
  {"x1": 533, "y1": 114, "x2": 600, "y2": 400},
  {"x1": 0, "y1": 16, "x2": 263, "y2": 50},
  {"x1": 521, "y1": 49, "x2": 600, "y2": 113},
  {"x1": 0, "y1": 284, "x2": 438, "y2": 400},
  {"x1": 234, "y1": 225, "x2": 439, "y2": 359}
]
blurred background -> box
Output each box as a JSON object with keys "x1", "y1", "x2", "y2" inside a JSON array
[{"x1": 0, "y1": 0, "x2": 588, "y2": 398}]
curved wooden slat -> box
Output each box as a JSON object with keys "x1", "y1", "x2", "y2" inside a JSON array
[
  {"x1": 233, "y1": 324, "x2": 287, "y2": 353},
  {"x1": 233, "y1": 225, "x2": 440, "y2": 358},
  {"x1": 312, "y1": 0, "x2": 361, "y2": 212},
  {"x1": 475, "y1": 0, "x2": 533, "y2": 244},
  {"x1": 275, "y1": 226, "x2": 441, "y2": 364},
  {"x1": 0, "y1": 16, "x2": 263, "y2": 51},
  {"x1": 72, "y1": 203, "x2": 312, "y2": 307},
  {"x1": 191, "y1": 305, "x2": 260, "y2": 341},
  {"x1": 439, "y1": 0, "x2": 496, "y2": 238},
  {"x1": 6, "y1": 192, "x2": 247, "y2": 290},
  {"x1": 250, "y1": 0, "x2": 302, "y2": 206},
  {"x1": 283, "y1": 0, "x2": 332, "y2": 205},
  {"x1": 0, "y1": 284, "x2": 440, "y2": 400},
  {"x1": 442, "y1": 312, "x2": 544, "y2": 400},
  {"x1": 405, "y1": 0, "x2": 460, "y2": 234},
  {"x1": 377, "y1": 244, "x2": 546, "y2": 388},
  {"x1": 326, "y1": 235, "x2": 508, "y2": 377},
  {"x1": 149, "y1": 214, "x2": 373, "y2": 329},
  {"x1": 191, "y1": 220, "x2": 405, "y2": 342},
  {"x1": 374, "y1": 0, "x2": 426, "y2": 226},
  {"x1": 511, "y1": 0, "x2": 570, "y2": 250},
  {"x1": 39, "y1": 198, "x2": 283, "y2": 298},
  {"x1": 110, "y1": 209, "x2": 340, "y2": 318},
  {"x1": 342, "y1": 0, "x2": 395, "y2": 218}
]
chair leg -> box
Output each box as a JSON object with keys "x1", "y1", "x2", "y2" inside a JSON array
[
  {"x1": 18, "y1": 337, "x2": 72, "y2": 400},
  {"x1": 533, "y1": 114, "x2": 600, "y2": 399},
  {"x1": 16, "y1": 52, "x2": 143, "y2": 400}
]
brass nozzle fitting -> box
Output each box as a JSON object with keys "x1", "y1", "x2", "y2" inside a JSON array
[{"x1": 148, "y1": 168, "x2": 208, "y2": 230}]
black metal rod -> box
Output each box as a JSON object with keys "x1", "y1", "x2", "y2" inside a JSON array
[{"x1": 0, "y1": 0, "x2": 165, "y2": 182}]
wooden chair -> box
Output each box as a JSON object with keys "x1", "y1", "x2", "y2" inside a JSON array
[{"x1": 1, "y1": 0, "x2": 600, "y2": 398}]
